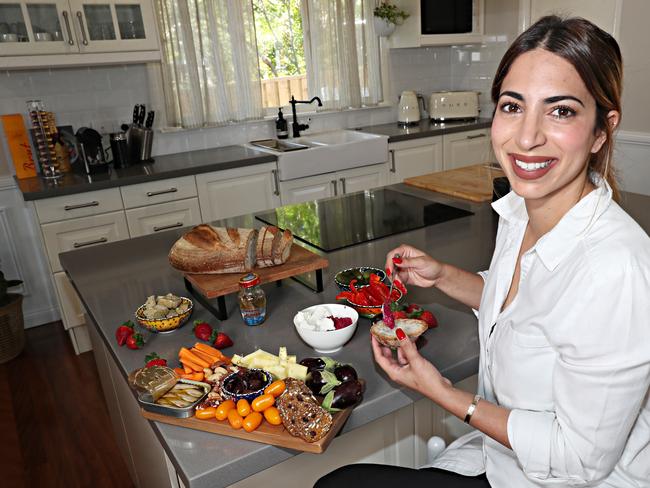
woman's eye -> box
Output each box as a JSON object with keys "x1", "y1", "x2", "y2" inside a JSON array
[
  {"x1": 550, "y1": 105, "x2": 576, "y2": 119},
  {"x1": 500, "y1": 102, "x2": 521, "y2": 114}
]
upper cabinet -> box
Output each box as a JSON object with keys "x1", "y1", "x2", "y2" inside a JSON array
[
  {"x1": 520, "y1": 0, "x2": 622, "y2": 37},
  {"x1": 0, "y1": 0, "x2": 160, "y2": 68}
]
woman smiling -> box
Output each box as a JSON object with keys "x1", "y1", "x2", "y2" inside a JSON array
[{"x1": 316, "y1": 16, "x2": 650, "y2": 488}]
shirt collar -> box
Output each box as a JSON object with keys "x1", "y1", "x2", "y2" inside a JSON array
[{"x1": 491, "y1": 176, "x2": 613, "y2": 271}]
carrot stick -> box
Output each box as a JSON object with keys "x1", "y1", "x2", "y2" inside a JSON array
[
  {"x1": 193, "y1": 343, "x2": 225, "y2": 358},
  {"x1": 178, "y1": 347, "x2": 209, "y2": 368},
  {"x1": 191, "y1": 348, "x2": 219, "y2": 365},
  {"x1": 180, "y1": 357, "x2": 203, "y2": 372},
  {"x1": 173, "y1": 367, "x2": 185, "y2": 376},
  {"x1": 183, "y1": 364, "x2": 193, "y2": 374}
]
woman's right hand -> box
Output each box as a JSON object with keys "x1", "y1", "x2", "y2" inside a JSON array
[{"x1": 385, "y1": 245, "x2": 444, "y2": 289}]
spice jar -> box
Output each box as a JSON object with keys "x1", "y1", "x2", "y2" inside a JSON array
[{"x1": 238, "y1": 273, "x2": 266, "y2": 326}]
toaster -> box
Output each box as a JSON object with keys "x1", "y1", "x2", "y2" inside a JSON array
[{"x1": 429, "y1": 91, "x2": 479, "y2": 121}]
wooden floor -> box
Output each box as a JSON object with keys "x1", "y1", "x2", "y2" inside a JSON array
[{"x1": 0, "y1": 322, "x2": 135, "y2": 488}]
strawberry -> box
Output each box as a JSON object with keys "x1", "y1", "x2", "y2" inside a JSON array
[
  {"x1": 193, "y1": 320, "x2": 216, "y2": 342},
  {"x1": 393, "y1": 310, "x2": 408, "y2": 320},
  {"x1": 126, "y1": 333, "x2": 144, "y2": 350},
  {"x1": 405, "y1": 303, "x2": 422, "y2": 314},
  {"x1": 115, "y1": 321, "x2": 135, "y2": 346},
  {"x1": 145, "y1": 352, "x2": 167, "y2": 368},
  {"x1": 420, "y1": 310, "x2": 438, "y2": 328},
  {"x1": 213, "y1": 332, "x2": 233, "y2": 349}
]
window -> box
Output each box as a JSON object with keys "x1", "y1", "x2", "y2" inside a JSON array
[{"x1": 252, "y1": 0, "x2": 308, "y2": 108}]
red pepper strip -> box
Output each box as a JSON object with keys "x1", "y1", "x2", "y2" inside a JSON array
[
  {"x1": 349, "y1": 279, "x2": 358, "y2": 293},
  {"x1": 353, "y1": 291, "x2": 370, "y2": 306},
  {"x1": 336, "y1": 291, "x2": 354, "y2": 301},
  {"x1": 369, "y1": 273, "x2": 382, "y2": 283},
  {"x1": 367, "y1": 282, "x2": 388, "y2": 302},
  {"x1": 389, "y1": 289, "x2": 401, "y2": 302},
  {"x1": 364, "y1": 290, "x2": 382, "y2": 306}
]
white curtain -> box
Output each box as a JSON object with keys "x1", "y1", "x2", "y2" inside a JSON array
[
  {"x1": 302, "y1": 0, "x2": 382, "y2": 110},
  {"x1": 154, "y1": 0, "x2": 264, "y2": 128}
]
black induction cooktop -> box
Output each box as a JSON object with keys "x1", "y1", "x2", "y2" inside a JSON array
[{"x1": 255, "y1": 188, "x2": 473, "y2": 252}]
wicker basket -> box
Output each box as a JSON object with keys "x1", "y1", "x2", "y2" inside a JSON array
[{"x1": 0, "y1": 294, "x2": 25, "y2": 364}]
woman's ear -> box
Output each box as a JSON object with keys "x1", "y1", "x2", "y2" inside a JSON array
[{"x1": 591, "y1": 110, "x2": 620, "y2": 153}]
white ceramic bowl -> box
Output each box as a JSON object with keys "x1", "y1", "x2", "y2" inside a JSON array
[{"x1": 293, "y1": 304, "x2": 359, "y2": 354}]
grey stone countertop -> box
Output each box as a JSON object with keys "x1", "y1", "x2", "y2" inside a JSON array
[
  {"x1": 16, "y1": 145, "x2": 277, "y2": 201},
  {"x1": 58, "y1": 182, "x2": 650, "y2": 488},
  {"x1": 357, "y1": 118, "x2": 493, "y2": 143},
  {"x1": 59, "y1": 183, "x2": 495, "y2": 487}
]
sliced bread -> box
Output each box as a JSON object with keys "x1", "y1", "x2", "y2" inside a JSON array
[
  {"x1": 370, "y1": 318, "x2": 428, "y2": 348},
  {"x1": 256, "y1": 225, "x2": 293, "y2": 268}
]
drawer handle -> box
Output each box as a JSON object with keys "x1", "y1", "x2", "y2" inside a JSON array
[
  {"x1": 147, "y1": 188, "x2": 178, "y2": 197},
  {"x1": 466, "y1": 133, "x2": 486, "y2": 140},
  {"x1": 73, "y1": 237, "x2": 107, "y2": 248},
  {"x1": 62, "y1": 11, "x2": 74, "y2": 45},
  {"x1": 389, "y1": 149, "x2": 396, "y2": 173},
  {"x1": 76, "y1": 11, "x2": 88, "y2": 45},
  {"x1": 153, "y1": 222, "x2": 183, "y2": 232},
  {"x1": 271, "y1": 169, "x2": 280, "y2": 196},
  {"x1": 339, "y1": 177, "x2": 347, "y2": 194},
  {"x1": 331, "y1": 180, "x2": 338, "y2": 196},
  {"x1": 64, "y1": 201, "x2": 99, "y2": 211}
]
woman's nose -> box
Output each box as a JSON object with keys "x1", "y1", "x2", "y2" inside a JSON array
[{"x1": 516, "y1": 111, "x2": 546, "y2": 150}]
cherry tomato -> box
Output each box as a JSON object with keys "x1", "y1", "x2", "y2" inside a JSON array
[
  {"x1": 236, "y1": 399, "x2": 251, "y2": 417},
  {"x1": 227, "y1": 409, "x2": 243, "y2": 429},
  {"x1": 263, "y1": 406, "x2": 282, "y2": 426},
  {"x1": 194, "y1": 407, "x2": 217, "y2": 420},
  {"x1": 264, "y1": 380, "x2": 286, "y2": 398},
  {"x1": 215, "y1": 400, "x2": 235, "y2": 421},
  {"x1": 252, "y1": 393, "x2": 275, "y2": 412},
  {"x1": 242, "y1": 411, "x2": 263, "y2": 433}
]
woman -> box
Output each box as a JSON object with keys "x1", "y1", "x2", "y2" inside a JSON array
[{"x1": 316, "y1": 16, "x2": 650, "y2": 488}]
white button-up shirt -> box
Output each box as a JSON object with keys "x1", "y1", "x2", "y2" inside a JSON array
[{"x1": 431, "y1": 181, "x2": 650, "y2": 487}]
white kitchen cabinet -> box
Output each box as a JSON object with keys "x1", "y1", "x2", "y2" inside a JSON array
[
  {"x1": 442, "y1": 128, "x2": 494, "y2": 170},
  {"x1": 387, "y1": 136, "x2": 444, "y2": 184},
  {"x1": 125, "y1": 197, "x2": 201, "y2": 238},
  {"x1": 521, "y1": 0, "x2": 622, "y2": 36},
  {"x1": 41, "y1": 209, "x2": 129, "y2": 273},
  {"x1": 34, "y1": 187, "x2": 123, "y2": 223},
  {"x1": 120, "y1": 175, "x2": 197, "y2": 209},
  {"x1": 196, "y1": 163, "x2": 281, "y2": 222},
  {"x1": 279, "y1": 164, "x2": 389, "y2": 205},
  {"x1": 0, "y1": 0, "x2": 160, "y2": 68},
  {"x1": 53, "y1": 271, "x2": 85, "y2": 329}
]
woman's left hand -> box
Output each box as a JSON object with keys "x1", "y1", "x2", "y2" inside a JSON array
[{"x1": 371, "y1": 333, "x2": 451, "y2": 397}]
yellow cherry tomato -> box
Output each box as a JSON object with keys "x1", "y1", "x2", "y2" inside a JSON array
[
  {"x1": 194, "y1": 407, "x2": 217, "y2": 420},
  {"x1": 251, "y1": 393, "x2": 275, "y2": 412},
  {"x1": 227, "y1": 409, "x2": 243, "y2": 429},
  {"x1": 215, "y1": 400, "x2": 235, "y2": 421},
  {"x1": 263, "y1": 406, "x2": 282, "y2": 426},
  {"x1": 236, "y1": 398, "x2": 251, "y2": 417},
  {"x1": 242, "y1": 411, "x2": 263, "y2": 433},
  {"x1": 264, "y1": 379, "x2": 286, "y2": 398}
]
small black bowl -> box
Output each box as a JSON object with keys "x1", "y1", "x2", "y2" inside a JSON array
[
  {"x1": 334, "y1": 266, "x2": 387, "y2": 291},
  {"x1": 221, "y1": 369, "x2": 272, "y2": 402}
]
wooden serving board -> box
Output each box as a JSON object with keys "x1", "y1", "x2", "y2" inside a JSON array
[
  {"x1": 404, "y1": 163, "x2": 505, "y2": 202},
  {"x1": 184, "y1": 244, "x2": 329, "y2": 299},
  {"x1": 141, "y1": 406, "x2": 352, "y2": 453}
]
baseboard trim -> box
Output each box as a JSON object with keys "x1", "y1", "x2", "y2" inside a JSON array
[{"x1": 24, "y1": 307, "x2": 61, "y2": 329}]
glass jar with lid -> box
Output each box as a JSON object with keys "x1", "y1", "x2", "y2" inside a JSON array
[{"x1": 238, "y1": 273, "x2": 266, "y2": 326}]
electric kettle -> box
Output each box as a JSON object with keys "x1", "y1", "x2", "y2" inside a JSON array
[{"x1": 397, "y1": 90, "x2": 420, "y2": 126}]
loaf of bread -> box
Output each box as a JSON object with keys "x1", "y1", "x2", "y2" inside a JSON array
[
  {"x1": 256, "y1": 225, "x2": 293, "y2": 268},
  {"x1": 276, "y1": 378, "x2": 332, "y2": 442},
  {"x1": 168, "y1": 225, "x2": 258, "y2": 274},
  {"x1": 370, "y1": 318, "x2": 428, "y2": 348}
]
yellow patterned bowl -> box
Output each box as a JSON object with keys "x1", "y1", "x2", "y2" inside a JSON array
[{"x1": 135, "y1": 297, "x2": 193, "y2": 333}]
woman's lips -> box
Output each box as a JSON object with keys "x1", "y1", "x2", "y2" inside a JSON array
[{"x1": 509, "y1": 153, "x2": 556, "y2": 180}]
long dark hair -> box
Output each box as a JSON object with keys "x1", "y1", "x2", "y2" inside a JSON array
[{"x1": 491, "y1": 16, "x2": 623, "y2": 201}]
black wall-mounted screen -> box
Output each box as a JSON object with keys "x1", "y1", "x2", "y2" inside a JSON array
[{"x1": 421, "y1": 0, "x2": 473, "y2": 35}]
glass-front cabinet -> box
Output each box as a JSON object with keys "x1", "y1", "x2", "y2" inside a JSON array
[{"x1": 0, "y1": 0, "x2": 158, "y2": 56}]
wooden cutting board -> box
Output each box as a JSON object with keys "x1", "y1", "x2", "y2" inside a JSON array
[
  {"x1": 141, "y1": 405, "x2": 352, "y2": 453},
  {"x1": 184, "y1": 244, "x2": 329, "y2": 299},
  {"x1": 404, "y1": 163, "x2": 505, "y2": 202}
]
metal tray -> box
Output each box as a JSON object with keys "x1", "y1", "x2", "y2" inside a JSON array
[{"x1": 137, "y1": 379, "x2": 211, "y2": 419}]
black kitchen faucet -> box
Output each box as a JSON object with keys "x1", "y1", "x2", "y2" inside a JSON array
[{"x1": 289, "y1": 95, "x2": 323, "y2": 137}]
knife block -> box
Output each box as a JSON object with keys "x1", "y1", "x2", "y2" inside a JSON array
[{"x1": 127, "y1": 127, "x2": 155, "y2": 164}]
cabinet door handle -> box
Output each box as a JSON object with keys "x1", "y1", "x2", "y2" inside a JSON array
[
  {"x1": 146, "y1": 187, "x2": 177, "y2": 197},
  {"x1": 389, "y1": 149, "x2": 396, "y2": 173},
  {"x1": 64, "y1": 200, "x2": 99, "y2": 211},
  {"x1": 73, "y1": 237, "x2": 107, "y2": 248},
  {"x1": 62, "y1": 11, "x2": 74, "y2": 45},
  {"x1": 271, "y1": 169, "x2": 280, "y2": 196},
  {"x1": 339, "y1": 177, "x2": 347, "y2": 194},
  {"x1": 76, "y1": 11, "x2": 88, "y2": 45},
  {"x1": 466, "y1": 133, "x2": 486, "y2": 140},
  {"x1": 331, "y1": 180, "x2": 338, "y2": 196},
  {"x1": 153, "y1": 222, "x2": 183, "y2": 232}
]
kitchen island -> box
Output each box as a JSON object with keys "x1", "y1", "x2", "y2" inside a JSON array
[{"x1": 58, "y1": 183, "x2": 650, "y2": 488}]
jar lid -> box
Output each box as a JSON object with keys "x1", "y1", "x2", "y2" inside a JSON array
[{"x1": 239, "y1": 272, "x2": 260, "y2": 288}]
